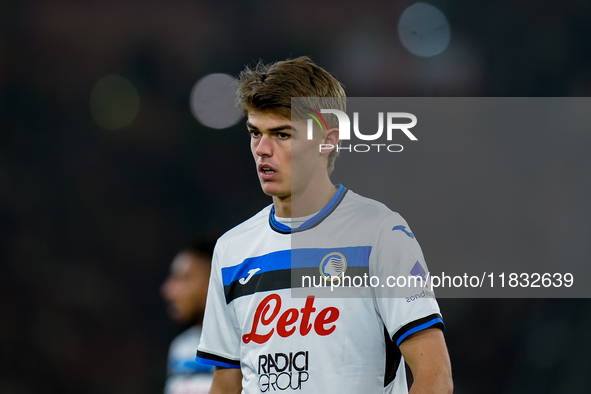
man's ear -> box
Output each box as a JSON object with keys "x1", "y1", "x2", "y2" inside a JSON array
[{"x1": 321, "y1": 127, "x2": 340, "y2": 156}]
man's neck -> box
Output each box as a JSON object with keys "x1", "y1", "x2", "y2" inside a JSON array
[{"x1": 273, "y1": 179, "x2": 337, "y2": 218}]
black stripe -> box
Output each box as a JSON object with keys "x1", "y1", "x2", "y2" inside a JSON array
[
  {"x1": 224, "y1": 266, "x2": 370, "y2": 303},
  {"x1": 269, "y1": 213, "x2": 290, "y2": 234},
  {"x1": 405, "y1": 362, "x2": 414, "y2": 391},
  {"x1": 196, "y1": 350, "x2": 240, "y2": 367},
  {"x1": 391, "y1": 313, "x2": 444, "y2": 346},
  {"x1": 225, "y1": 268, "x2": 291, "y2": 304},
  {"x1": 384, "y1": 325, "x2": 402, "y2": 387}
]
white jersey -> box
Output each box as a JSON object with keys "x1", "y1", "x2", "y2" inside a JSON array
[
  {"x1": 197, "y1": 185, "x2": 443, "y2": 394},
  {"x1": 165, "y1": 327, "x2": 214, "y2": 394}
]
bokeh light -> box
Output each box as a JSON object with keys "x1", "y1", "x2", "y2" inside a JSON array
[
  {"x1": 89, "y1": 75, "x2": 140, "y2": 130},
  {"x1": 190, "y1": 73, "x2": 243, "y2": 129},
  {"x1": 398, "y1": 2, "x2": 451, "y2": 58}
]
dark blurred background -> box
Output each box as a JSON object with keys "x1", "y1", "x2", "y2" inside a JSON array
[{"x1": 1, "y1": 1, "x2": 590, "y2": 393}]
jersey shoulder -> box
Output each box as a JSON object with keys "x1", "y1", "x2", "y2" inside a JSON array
[{"x1": 343, "y1": 189, "x2": 408, "y2": 228}]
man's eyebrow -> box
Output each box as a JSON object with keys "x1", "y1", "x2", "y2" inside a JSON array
[
  {"x1": 246, "y1": 122, "x2": 297, "y2": 132},
  {"x1": 270, "y1": 125, "x2": 296, "y2": 132}
]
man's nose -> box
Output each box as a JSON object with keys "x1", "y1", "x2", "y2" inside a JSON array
[{"x1": 255, "y1": 134, "x2": 273, "y2": 157}]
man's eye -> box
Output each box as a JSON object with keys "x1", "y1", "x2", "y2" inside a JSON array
[
  {"x1": 249, "y1": 129, "x2": 261, "y2": 137},
  {"x1": 278, "y1": 132, "x2": 290, "y2": 139}
]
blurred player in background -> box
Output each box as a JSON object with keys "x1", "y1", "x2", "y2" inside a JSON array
[{"x1": 161, "y1": 238, "x2": 216, "y2": 394}]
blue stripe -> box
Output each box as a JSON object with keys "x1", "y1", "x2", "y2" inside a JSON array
[
  {"x1": 221, "y1": 250, "x2": 290, "y2": 286},
  {"x1": 395, "y1": 318, "x2": 444, "y2": 346},
  {"x1": 195, "y1": 356, "x2": 240, "y2": 369},
  {"x1": 171, "y1": 359, "x2": 215, "y2": 373},
  {"x1": 269, "y1": 184, "x2": 347, "y2": 233},
  {"x1": 269, "y1": 212, "x2": 291, "y2": 233},
  {"x1": 221, "y1": 246, "x2": 372, "y2": 286},
  {"x1": 291, "y1": 247, "x2": 371, "y2": 269}
]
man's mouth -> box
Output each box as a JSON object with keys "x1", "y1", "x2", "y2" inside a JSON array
[{"x1": 258, "y1": 163, "x2": 277, "y2": 177}]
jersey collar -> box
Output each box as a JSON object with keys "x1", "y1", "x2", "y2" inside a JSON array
[{"x1": 268, "y1": 184, "x2": 348, "y2": 234}]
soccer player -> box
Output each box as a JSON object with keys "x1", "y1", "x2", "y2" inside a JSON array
[
  {"x1": 196, "y1": 57, "x2": 453, "y2": 393},
  {"x1": 161, "y1": 238, "x2": 216, "y2": 394}
]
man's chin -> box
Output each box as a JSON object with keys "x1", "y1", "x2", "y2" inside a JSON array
[
  {"x1": 263, "y1": 190, "x2": 291, "y2": 200},
  {"x1": 260, "y1": 182, "x2": 290, "y2": 198}
]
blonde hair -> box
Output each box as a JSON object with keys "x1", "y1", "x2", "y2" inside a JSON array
[{"x1": 237, "y1": 56, "x2": 346, "y2": 175}]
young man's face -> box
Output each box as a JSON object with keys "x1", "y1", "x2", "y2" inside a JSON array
[{"x1": 248, "y1": 110, "x2": 326, "y2": 202}]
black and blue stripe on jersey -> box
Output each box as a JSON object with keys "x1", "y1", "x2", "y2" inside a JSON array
[
  {"x1": 196, "y1": 351, "x2": 241, "y2": 369},
  {"x1": 221, "y1": 246, "x2": 372, "y2": 304}
]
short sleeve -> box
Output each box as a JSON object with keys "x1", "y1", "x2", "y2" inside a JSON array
[
  {"x1": 196, "y1": 241, "x2": 242, "y2": 368},
  {"x1": 370, "y1": 214, "x2": 444, "y2": 347}
]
